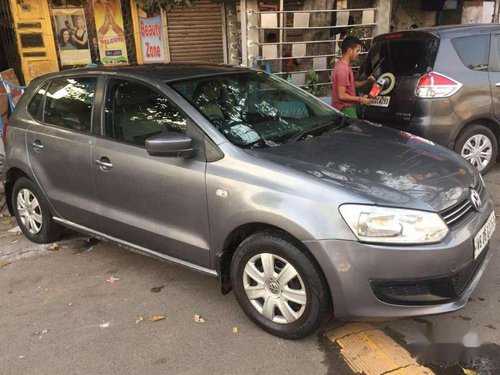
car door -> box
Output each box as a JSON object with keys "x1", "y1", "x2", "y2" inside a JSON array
[
  {"x1": 489, "y1": 31, "x2": 500, "y2": 121},
  {"x1": 92, "y1": 77, "x2": 211, "y2": 268},
  {"x1": 25, "y1": 76, "x2": 100, "y2": 229}
]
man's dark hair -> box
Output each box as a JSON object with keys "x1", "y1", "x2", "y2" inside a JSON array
[{"x1": 341, "y1": 35, "x2": 362, "y2": 54}]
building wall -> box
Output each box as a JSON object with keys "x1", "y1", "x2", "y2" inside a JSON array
[
  {"x1": 392, "y1": 0, "x2": 466, "y2": 31},
  {"x1": 391, "y1": 0, "x2": 437, "y2": 30}
]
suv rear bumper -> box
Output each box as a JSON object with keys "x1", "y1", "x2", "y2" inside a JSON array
[
  {"x1": 305, "y1": 192, "x2": 494, "y2": 320},
  {"x1": 369, "y1": 98, "x2": 462, "y2": 149}
]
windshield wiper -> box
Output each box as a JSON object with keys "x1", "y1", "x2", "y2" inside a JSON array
[{"x1": 287, "y1": 116, "x2": 350, "y2": 143}]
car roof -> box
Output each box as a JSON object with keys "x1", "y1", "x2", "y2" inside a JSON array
[
  {"x1": 381, "y1": 24, "x2": 500, "y2": 39},
  {"x1": 34, "y1": 63, "x2": 250, "y2": 83},
  {"x1": 417, "y1": 23, "x2": 500, "y2": 36}
]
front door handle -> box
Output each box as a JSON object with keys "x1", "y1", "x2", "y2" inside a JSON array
[
  {"x1": 95, "y1": 157, "x2": 113, "y2": 171},
  {"x1": 32, "y1": 140, "x2": 44, "y2": 152},
  {"x1": 496, "y1": 82, "x2": 500, "y2": 87}
]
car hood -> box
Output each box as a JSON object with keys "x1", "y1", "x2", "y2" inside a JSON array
[{"x1": 249, "y1": 120, "x2": 478, "y2": 212}]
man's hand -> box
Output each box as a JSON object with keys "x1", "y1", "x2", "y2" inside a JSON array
[
  {"x1": 367, "y1": 75, "x2": 376, "y2": 82},
  {"x1": 359, "y1": 96, "x2": 373, "y2": 105}
]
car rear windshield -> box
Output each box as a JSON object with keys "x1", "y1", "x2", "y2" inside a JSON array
[{"x1": 358, "y1": 33, "x2": 439, "y2": 77}]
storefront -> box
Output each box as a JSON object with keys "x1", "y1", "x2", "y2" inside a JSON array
[
  {"x1": 130, "y1": 0, "x2": 227, "y2": 64},
  {"x1": 6, "y1": 0, "x2": 232, "y2": 84}
]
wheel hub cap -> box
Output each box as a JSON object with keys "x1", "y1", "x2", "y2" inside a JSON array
[
  {"x1": 243, "y1": 253, "x2": 307, "y2": 324},
  {"x1": 16, "y1": 188, "x2": 43, "y2": 235},
  {"x1": 461, "y1": 134, "x2": 492, "y2": 172}
]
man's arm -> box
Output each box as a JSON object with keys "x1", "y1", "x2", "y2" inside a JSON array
[
  {"x1": 354, "y1": 75, "x2": 375, "y2": 88},
  {"x1": 338, "y1": 86, "x2": 373, "y2": 105}
]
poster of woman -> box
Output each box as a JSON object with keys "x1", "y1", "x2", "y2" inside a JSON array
[
  {"x1": 52, "y1": 8, "x2": 92, "y2": 65},
  {"x1": 93, "y1": 0, "x2": 129, "y2": 65}
]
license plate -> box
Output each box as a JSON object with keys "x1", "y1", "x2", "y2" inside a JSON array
[
  {"x1": 474, "y1": 211, "x2": 496, "y2": 259},
  {"x1": 371, "y1": 96, "x2": 390, "y2": 107}
]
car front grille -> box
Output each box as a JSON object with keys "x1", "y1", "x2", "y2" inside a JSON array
[
  {"x1": 371, "y1": 248, "x2": 489, "y2": 306},
  {"x1": 440, "y1": 181, "x2": 483, "y2": 228},
  {"x1": 377, "y1": 283, "x2": 430, "y2": 297}
]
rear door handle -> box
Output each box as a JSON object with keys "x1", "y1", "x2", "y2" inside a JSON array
[
  {"x1": 95, "y1": 157, "x2": 113, "y2": 170},
  {"x1": 32, "y1": 140, "x2": 44, "y2": 152},
  {"x1": 496, "y1": 82, "x2": 500, "y2": 87}
]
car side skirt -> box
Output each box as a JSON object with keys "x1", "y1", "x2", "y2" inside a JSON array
[{"x1": 53, "y1": 217, "x2": 218, "y2": 277}]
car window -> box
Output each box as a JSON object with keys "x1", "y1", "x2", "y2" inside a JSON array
[
  {"x1": 43, "y1": 77, "x2": 96, "y2": 133},
  {"x1": 490, "y1": 34, "x2": 500, "y2": 72},
  {"x1": 27, "y1": 82, "x2": 49, "y2": 121},
  {"x1": 451, "y1": 35, "x2": 490, "y2": 72},
  {"x1": 171, "y1": 72, "x2": 342, "y2": 149},
  {"x1": 104, "y1": 79, "x2": 187, "y2": 146}
]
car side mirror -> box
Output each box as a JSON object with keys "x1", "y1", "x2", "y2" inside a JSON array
[{"x1": 145, "y1": 132, "x2": 196, "y2": 158}]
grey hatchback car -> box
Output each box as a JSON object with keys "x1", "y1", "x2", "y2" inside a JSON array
[{"x1": 2, "y1": 64, "x2": 496, "y2": 339}]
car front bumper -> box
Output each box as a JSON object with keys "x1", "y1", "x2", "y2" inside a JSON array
[{"x1": 305, "y1": 192, "x2": 495, "y2": 320}]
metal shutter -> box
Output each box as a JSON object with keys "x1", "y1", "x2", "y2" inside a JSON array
[{"x1": 166, "y1": 0, "x2": 224, "y2": 63}]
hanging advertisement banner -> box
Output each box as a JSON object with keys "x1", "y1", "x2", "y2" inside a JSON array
[
  {"x1": 52, "y1": 8, "x2": 92, "y2": 66},
  {"x1": 139, "y1": 15, "x2": 165, "y2": 63},
  {"x1": 93, "y1": 0, "x2": 129, "y2": 65}
]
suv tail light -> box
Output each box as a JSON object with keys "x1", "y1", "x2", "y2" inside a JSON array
[{"x1": 415, "y1": 72, "x2": 462, "y2": 98}]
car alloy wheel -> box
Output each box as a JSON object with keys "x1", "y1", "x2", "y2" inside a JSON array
[
  {"x1": 16, "y1": 188, "x2": 43, "y2": 235},
  {"x1": 243, "y1": 253, "x2": 307, "y2": 324},
  {"x1": 461, "y1": 134, "x2": 493, "y2": 172}
]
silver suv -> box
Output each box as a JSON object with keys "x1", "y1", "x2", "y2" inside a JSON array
[{"x1": 2, "y1": 64, "x2": 495, "y2": 339}]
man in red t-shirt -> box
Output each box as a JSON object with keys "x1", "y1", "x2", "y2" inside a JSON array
[{"x1": 332, "y1": 35, "x2": 374, "y2": 118}]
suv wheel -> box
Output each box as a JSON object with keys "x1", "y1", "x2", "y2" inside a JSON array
[
  {"x1": 230, "y1": 231, "x2": 331, "y2": 339},
  {"x1": 12, "y1": 177, "x2": 62, "y2": 243},
  {"x1": 455, "y1": 125, "x2": 497, "y2": 174}
]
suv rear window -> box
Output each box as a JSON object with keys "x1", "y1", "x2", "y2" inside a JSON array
[
  {"x1": 451, "y1": 35, "x2": 490, "y2": 71},
  {"x1": 358, "y1": 34, "x2": 439, "y2": 77}
]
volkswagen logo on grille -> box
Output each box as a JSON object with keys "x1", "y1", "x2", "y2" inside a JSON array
[{"x1": 470, "y1": 189, "x2": 482, "y2": 211}]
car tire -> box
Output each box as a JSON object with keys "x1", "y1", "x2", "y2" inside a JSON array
[
  {"x1": 12, "y1": 177, "x2": 63, "y2": 244},
  {"x1": 230, "y1": 231, "x2": 331, "y2": 339},
  {"x1": 455, "y1": 125, "x2": 497, "y2": 174}
]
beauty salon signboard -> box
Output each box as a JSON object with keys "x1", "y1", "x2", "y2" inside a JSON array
[{"x1": 139, "y1": 15, "x2": 165, "y2": 63}]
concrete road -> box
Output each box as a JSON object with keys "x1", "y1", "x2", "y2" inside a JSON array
[{"x1": 1, "y1": 165, "x2": 500, "y2": 375}]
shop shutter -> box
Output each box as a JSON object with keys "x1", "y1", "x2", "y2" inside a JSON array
[{"x1": 166, "y1": 0, "x2": 224, "y2": 63}]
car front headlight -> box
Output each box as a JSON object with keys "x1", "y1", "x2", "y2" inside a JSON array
[{"x1": 339, "y1": 204, "x2": 449, "y2": 244}]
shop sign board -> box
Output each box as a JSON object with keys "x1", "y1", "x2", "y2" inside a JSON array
[
  {"x1": 52, "y1": 8, "x2": 92, "y2": 66},
  {"x1": 93, "y1": 0, "x2": 129, "y2": 65},
  {"x1": 139, "y1": 15, "x2": 165, "y2": 63}
]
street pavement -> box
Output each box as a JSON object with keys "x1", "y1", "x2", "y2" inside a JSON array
[{"x1": 1, "y1": 164, "x2": 500, "y2": 375}]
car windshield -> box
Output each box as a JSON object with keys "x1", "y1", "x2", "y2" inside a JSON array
[{"x1": 170, "y1": 71, "x2": 345, "y2": 149}]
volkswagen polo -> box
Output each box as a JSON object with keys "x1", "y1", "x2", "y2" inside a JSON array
[{"x1": 2, "y1": 64, "x2": 496, "y2": 339}]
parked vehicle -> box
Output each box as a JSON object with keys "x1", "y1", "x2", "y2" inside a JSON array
[
  {"x1": 358, "y1": 24, "x2": 500, "y2": 174},
  {"x1": 2, "y1": 64, "x2": 495, "y2": 339}
]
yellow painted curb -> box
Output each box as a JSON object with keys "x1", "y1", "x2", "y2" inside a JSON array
[{"x1": 327, "y1": 324, "x2": 435, "y2": 375}]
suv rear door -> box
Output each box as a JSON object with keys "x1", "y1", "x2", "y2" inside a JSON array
[
  {"x1": 489, "y1": 31, "x2": 500, "y2": 121},
  {"x1": 358, "y1": 32, "x2": 439, "y2": 127},
  {"x1": 25, "y1": 76, "x2": 100, "y2": 229}
]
